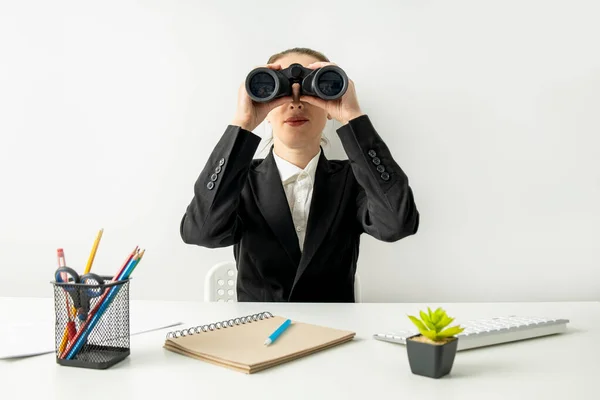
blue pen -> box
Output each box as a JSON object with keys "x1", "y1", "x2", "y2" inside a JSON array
[{"x1": 264, "y1": 319, "x2": 292, "y2": 346}]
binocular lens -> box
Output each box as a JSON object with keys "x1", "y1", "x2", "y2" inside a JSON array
[
  {"x1": 248, "y1": 72, "x2": 276, "y2": 99},
  {"x1": 317, "y1": 71, "x2": 345, "y2": 97}
]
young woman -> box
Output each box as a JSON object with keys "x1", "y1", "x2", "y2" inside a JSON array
[{"x1": 180, "y1": 47, "x2": 419, "y2": 302}]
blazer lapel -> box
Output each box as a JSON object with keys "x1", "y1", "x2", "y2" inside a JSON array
[
  {"x1": 290, "y1": 151, "x2": 346, "y2": 294},
  {"x1": 249, "y1": 148, "x2": 302, "y2": 267}
]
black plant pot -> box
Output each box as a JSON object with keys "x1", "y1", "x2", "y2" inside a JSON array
[{"x1": 406, "y1": 335, "x2": 458, "y2": 379}]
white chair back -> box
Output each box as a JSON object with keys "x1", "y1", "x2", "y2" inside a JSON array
[
  {"x1": 204, "y1": 261, "x2": 362, "y2": 302},
  {"x1": 203, "y1": 261, "x2": 237, "y2": 302}
]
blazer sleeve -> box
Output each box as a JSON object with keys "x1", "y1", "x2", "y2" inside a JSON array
[
  {"x1": 336, "y1": 114, "x2": 420, "y2": 242},
  {"x1": 180, "y1": 125, "x2": 261, "y2": 248}
]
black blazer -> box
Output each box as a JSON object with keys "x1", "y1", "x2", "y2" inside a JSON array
[{"x1": 180, "y1": 115, "x2": 419, "y2": 302}]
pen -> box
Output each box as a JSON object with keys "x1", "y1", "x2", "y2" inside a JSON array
[{"x1": 264, "y1": 319, "x2": 292, "y2": 346}]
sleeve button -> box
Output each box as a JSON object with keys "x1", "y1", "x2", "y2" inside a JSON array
[
  {"x1": 380, "y1": 172, "x2": 390, "y2": 181},
  {"x1": 372, "y1": 157, "x2": 381, "y2": 165},
  {"x1": 215, "y1": 166, "x2": 222, "y2": 173},
  {"x1": 210, "y1": 173, "x2": 218, "y2": 182},
  {"x1": 218, "y1": 158, "x2": 225, "y2": 166},
  {"x1": 367, "y1": 149, "x2": 376, "y2": 158},
  {"x1": 207, "y1": 181, "x2": 215, "y2": 189},
  {"x1": 376, "y1": 165, "x2": 385, "y2": 173}
]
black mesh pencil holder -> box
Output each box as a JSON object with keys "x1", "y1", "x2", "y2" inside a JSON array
[{"x1": 51, "y1": 273, "x2": 131, "y2": 369}]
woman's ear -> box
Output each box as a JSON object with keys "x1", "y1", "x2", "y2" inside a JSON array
[{"x1": 327, "y1": 113, "x2": 332, "y2": 120}]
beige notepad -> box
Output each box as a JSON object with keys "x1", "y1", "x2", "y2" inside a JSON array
[{"x1": 163, "y1": 312, "x2": 355, "y2": 373}]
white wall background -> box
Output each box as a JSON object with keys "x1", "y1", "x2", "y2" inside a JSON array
[{"x1": 1, "y1": 0, "x2": 598, "y2": 303}]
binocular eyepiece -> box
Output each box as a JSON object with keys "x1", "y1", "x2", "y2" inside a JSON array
[{"x1": 245, "y1": 63, "x2": 349, "y2": 103}]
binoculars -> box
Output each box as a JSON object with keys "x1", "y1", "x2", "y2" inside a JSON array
[{"x1": 245, "y1": 63, "x2": 349, "y2": 103}]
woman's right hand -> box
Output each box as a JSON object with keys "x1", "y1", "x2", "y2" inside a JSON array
[{"x1": 230, "y1": 63, "x2": 293, "y2": 132}]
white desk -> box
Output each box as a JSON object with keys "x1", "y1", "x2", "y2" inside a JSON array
[{"x1": 1, "y1": 298, "x2": 598, "y2": 399}]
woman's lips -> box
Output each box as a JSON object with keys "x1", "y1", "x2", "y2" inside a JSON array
[
  {"x1": 285, "y1": 118, "x2": 308, "y2": 127},
  {"x1": 285, "y1": 120, "x2": 307, "y2": 126}
]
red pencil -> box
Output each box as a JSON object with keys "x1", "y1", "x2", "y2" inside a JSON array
[{"x1": 112, "y1": 246, "x2": 138, "y2": 280}]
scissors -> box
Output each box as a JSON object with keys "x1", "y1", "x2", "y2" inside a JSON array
[{"x1": 55, "y1": 266, "x2": 106, "y2": 321}]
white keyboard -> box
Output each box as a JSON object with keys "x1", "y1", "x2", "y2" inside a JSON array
[{"x1": 373, "y1": 315, "x2": 570, "y2": 351}]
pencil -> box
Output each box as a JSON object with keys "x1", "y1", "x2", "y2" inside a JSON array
[
  {"x1": 60, "y1": 229, "x2": 103, "y2": 350},
  {"x1": 84, "y1": 228, "x2": 103, "y2": 274},
  {"x1": 125, "y1": 249, "x2": 145, "y2": 278},
  {"x1": 56, "y1": 248, "x2": 71, "y2": 353}
]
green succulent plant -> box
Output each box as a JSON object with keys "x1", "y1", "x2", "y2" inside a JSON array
[{"x1": 408, "y1": 307, "x2": 465, "y2": 342}]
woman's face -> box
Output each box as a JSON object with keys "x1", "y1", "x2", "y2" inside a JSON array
[{"x1": 266, "y1": 53, "x2": 329, "y2": 151}]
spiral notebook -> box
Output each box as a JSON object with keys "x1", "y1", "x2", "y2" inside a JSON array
[{"x1": 163, "y1": 311, "x2": 356, "y2": 373}]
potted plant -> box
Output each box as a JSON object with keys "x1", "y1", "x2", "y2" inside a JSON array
[{"x1": 406, "y1": 307, "x2": 465, "y2": 379}]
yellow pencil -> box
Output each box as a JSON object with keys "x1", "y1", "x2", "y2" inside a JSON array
[
  {"x1": 59, "y1": 330, "x2": 69, "y2": 353},
  {"x1": 84, "y1": 228, "x2": 103, "y2": 274},
  {"x1": 59, "y1": 228, "x2": 103, "y2": 353}
]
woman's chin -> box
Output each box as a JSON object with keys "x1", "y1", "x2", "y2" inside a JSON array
[{"x1": 282, "y1": 124, "x2": 312, "y2": 136}]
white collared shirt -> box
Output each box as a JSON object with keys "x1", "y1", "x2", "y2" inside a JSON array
[{"x1": 273, "y1": 150, "x2": 321, "y2": 251}]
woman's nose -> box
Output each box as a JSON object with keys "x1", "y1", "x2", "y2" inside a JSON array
[{"x1": 290, "y1": 83, "x2": 302, "y2": 109}]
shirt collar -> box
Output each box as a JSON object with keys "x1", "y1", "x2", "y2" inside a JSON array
[{"x1": 273, "y1": 149, "x2": 321, "y2": 185}]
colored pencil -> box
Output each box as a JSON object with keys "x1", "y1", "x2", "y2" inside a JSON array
[
  {"x1": 83, "y1": 228, "x2": 103, "y2": 274},
  {"x1": 56, "y1": 248, "x2": 70, "y2": 353}
]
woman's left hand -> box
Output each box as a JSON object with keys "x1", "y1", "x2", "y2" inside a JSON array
[{"x1": 298, "y1": 61, "x2": 364, "y2": 125}]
